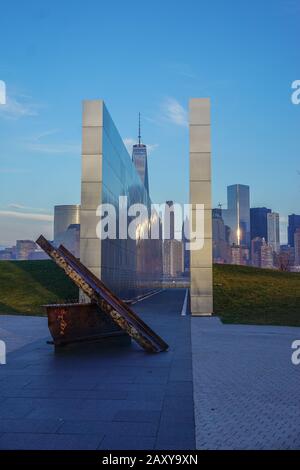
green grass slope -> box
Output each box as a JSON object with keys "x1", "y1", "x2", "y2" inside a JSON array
[
  {"x1": 213, "y1": 264, "x2": 300, "y2": 326},
  {"x1": 0, "y1": 260, "x2": 299, "y2": 326},
  {"x1": 0, "y1": 260, "x2": 78, "y2": 315}
]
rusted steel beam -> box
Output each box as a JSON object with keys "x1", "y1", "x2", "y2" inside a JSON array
[
  {"x1": 36, "y1": 235, "x2": 168, "y2": 353},
  {"x1": 44, "y1": 302, "x2": 126, "y2": 347},
  {"x1": 58, "y1": 244, "x2": 168, "y2": 351}
]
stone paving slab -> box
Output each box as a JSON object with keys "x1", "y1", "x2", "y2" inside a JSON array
[
  {"x1": 192, "y1": 317, "x2": 300, "y2": 450},
  {"x1": 0, "y1": 315, "x2": 48, "y2": 353},
  {"x1": 0, "y1": 289, "x2": 195, "y2": 450},
  {"x1": 4, "y1": 293, "x2": 298, "y2": 450}
]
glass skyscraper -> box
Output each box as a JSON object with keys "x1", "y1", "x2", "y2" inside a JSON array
[
  {"x1": 250, "y1": 207, "x2": 271, "y2": 242},
  {"x1": 132, "y1": 114, "x2": 149, "y2": 194},
  {"x1": 288, "y1": 214, "x2": 300, "y2": 247},
  {"x1": 222, "y1": 184, "x2": 250, "y2": 247},
  {"x1": 267, "y1": 212, "x2": 280, "y2": 253}
]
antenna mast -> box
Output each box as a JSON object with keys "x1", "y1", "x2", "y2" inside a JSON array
[{"x1": 138, "y1": 112, "x2": 141, "y2": 146}]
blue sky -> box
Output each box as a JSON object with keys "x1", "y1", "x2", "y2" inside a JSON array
[{"x1": 0, "y1": 0, "x2": 299, "y2": 245}]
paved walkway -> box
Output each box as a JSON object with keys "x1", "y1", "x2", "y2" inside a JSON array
[
  {"x1": 192, "y1": 317, "x2": 300, "y2": 450},
  {"x1": 1, "y1": 294, "x2": 300, "y2": 450},
  {"x1": 0, "y1": 315, "x2": 48, "y2": 353},
  {"x1": 0, "y1": 290, "x2": 195, "y2": 450}
]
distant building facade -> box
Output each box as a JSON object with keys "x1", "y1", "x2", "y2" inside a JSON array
[
  {"x1": 54, "y1": 223, "x2": 80, "y2": 258},
  {"x1": 164, "y1": 201, "x2": 175, "y2": 240},
  {"x1": 277, "y1": 245, "x2": 295, "y2": 271},
  {"x1": 0, "y1": 246, "x2": 16, "y2": 260},
  {"x1": 54, "y1": 205, "x2": 80, "y2": 242},
  {"x1": 182, "y1": 217, "x2": 190, "y2": 275},
  {"x1": 251, "y1": 237, "x2": 264, "y2": 267},
  {"x1": 231, "y1": 245, "x2": 249, "y2": 266},
  {"x1": 288, "y1": 214, "x2": 300, "y2": 247},
  {"x1": 212, "y1": 208, "x2": 231, "y2": 263},
  {"x1": 163, "y1": 239, "x2": 184, "y2": 277},
  {"x1": 0, "y1": 243, "x2": 48, "y2": 261},
  {"x1": 267, "y1": 212, "x2": 280, "y2": 254},
  {"x1": 162, "y1": 201, "x2": 183, "y2": 277},
  {"x1": 222, "y1": 184, "x2": 250, "y2": 248},
  {"x1": 250, "y1": 207, "x2": 271, "y2": 241},
  {"x1": 294, "y1": 229, "x2": 300, "y2": 266},
  {"x1": 16, "y1": 240, "x2": 37, "y2": 260},
  {"x1": 260, "y1": 239, "x2": 274, "y2": 269}
]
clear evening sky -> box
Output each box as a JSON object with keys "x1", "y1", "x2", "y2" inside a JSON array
[{"x1": 0, "y1": 0, "x2": 299, "y2": 246}]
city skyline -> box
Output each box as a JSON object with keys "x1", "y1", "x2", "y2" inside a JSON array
[
  {"x1": 0, "y1": 0, "x2": 299, "y2": 246},
  {"x1": 4, "y1": 186, "x2": 300, "y2": 271},
  {"x1": 0, "y1": 180, "x2": 298, "y2": 249}
]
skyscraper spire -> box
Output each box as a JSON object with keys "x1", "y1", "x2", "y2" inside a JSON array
[
  {"x1": 138, "y1": 112, "x2": 141, "y2": 146},
  {"x1": 132, "y1": 112, "x2": 149, "y2": 194}
]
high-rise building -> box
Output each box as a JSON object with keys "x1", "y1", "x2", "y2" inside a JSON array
[
  {"x1": 224, "y1": 225, "x2": 231, "y2": 244},
  {"x1": 251, "y1": 237, "x2": 264, "y2": 267},
  {"x1": 277, "y1": 245, "x2": 295, "y2": 270},
  {"x1": 164, "y1": 201, "x2": 175, "y2": 240},
  {"x1": 212, "y1": 208, "x2": 231, "y2": 263},
  {"x1": 163, "y1": 239, "x2": 184, "y2": 277},
  {"x1": 54, "y1": 224, "x2": 80, "y2": 258},
  {"x1": 267, "y1": 212, "x2": 280, "y2": 254},
  {"x1": 288, "y1": 214, "x2": 300, "y2": 247},
  {"x1": 231, "y1": 244, "x2": 249, "y2": 265},
  {"x1": 54, "y1": 205, "x2": 80, "y2": 242},
  {"x1": 294, "y1": 229, "x2": 300, "y2": 266},
  {"x1": 131, "y1": 113, "x2": 149, "y2": 194},
  {"x1": 0, "y1": 246, "x2": 16, "y2": 260},
  {"x1": 250, "y1": 207, "x2": 271, "y2": 241},
  {"x1": 182, "y1": 217, "x2": 190, "y2": 275},
  {"x1": 261, "y1": 239, "x2": 274, "y2": 269},
  {"x1": 162, "y1": 201, "x2": 183, "y2": 277},
  {"x1": 16, "y1": 240, "x2": 37, "y2": 260},
  {"x1": 222, "y1": 184, "x2": 250, "y2": 248},
  {"x1": 231, "y1": 245, "x2": 241, "y2": 265}
]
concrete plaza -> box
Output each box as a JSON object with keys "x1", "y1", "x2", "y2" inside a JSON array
[
  {"x1": 192, "y1": 317, "x2": 300, "y2": 449},
  {"x1": 0, "y1": 290, "x2": 194, "y2": 450},
  {"x1": 0, "y1": 289, "x2": 299, "y2": 450}
]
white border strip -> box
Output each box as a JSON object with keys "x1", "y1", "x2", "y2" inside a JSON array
[{"x1": 181, "y1": 288, "x2": 188, "y2": 316}]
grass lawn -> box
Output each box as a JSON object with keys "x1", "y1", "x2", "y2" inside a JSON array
[
  {"x1": 0, "y1": 260, "x2": 78, "y2": 316},
  {"x1": 213, "y1": 264, "x2": 300, "y2": 326},
  {"x1": 0, "y1": 260, "x2": 299, "y2": 326}
]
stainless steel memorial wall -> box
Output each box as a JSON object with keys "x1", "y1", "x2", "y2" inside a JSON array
[{"x1": 80, "y1": 100, "x2": 162, "y2": 300}]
